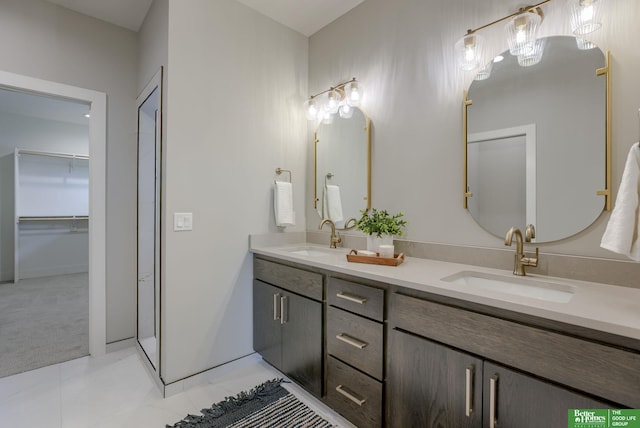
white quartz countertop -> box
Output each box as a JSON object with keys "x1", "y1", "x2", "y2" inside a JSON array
[{"x1": 250, "y1": 242, "x2": 640, "y2": 342}]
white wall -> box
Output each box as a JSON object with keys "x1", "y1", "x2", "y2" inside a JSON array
[
  {"x1": 163, "y1": 0, "x2": 308, "y2": 383},
  {"x1": 0, "y1": 0, "x2": 138, "y2": 343},
  {"x1": 307, "y1": 0, "x2": 640, "y2": 259}
]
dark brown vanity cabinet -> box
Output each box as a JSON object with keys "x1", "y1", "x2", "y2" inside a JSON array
[
  {"x1": 387, "y1": 329, "x2": 611, "y2": 428},
  {"x1": 325, "y1": 278, "x2": 385, "y2": 428},
  {"x1": 253, "y1": 258, "x2": 323, "y2": 397},
  {"x1": 387, "y1": 292, "x2": 625, "y2": 428}
]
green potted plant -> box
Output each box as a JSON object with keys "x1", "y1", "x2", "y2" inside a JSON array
[{"x1": 355, "y1": 208, "x2": 407, "y2": 252}]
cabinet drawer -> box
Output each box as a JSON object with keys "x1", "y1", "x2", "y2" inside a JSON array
[
  {"x1": 254, "y1": 258, "x2": 323, "y2": 301},
  {"x1": 328, "y1": 278, "x2": 384, "y2": 321},
  {"x1": 391, "y1": 292, "x2": 640, "y2": 408},
  {"x1": 326, "y1": 356, "x2": 382, "y2": 428},
  {"x1": 327, "y1": 306, "x2": 383, "y2": 380}
]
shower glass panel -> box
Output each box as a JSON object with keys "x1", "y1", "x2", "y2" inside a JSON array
[{"x1": 137, "y1": 70, "x2": 161, "y2": 370}]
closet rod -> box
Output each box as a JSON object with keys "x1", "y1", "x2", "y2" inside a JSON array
[
  {"x1": 18, "y1": 216, "x2": 89, "y2": 222},
  {"x1": 18, "y1": 149, "x2": 89, "y2": 160}
]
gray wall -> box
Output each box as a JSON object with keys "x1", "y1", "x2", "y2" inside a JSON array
[
  {"x1": 162, "y1": 0, "x2": 308, "y2": 383},
  {"x1": 0, "y1": 0, "x2": 138, "y2": 343},
  {"x1": 307, "y1": 0, "x2": 640, "y2": 259}
]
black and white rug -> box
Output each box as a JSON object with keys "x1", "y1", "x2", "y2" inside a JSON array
[{"x1": 167, "y1": 379, "x2": 335, "y2": 428}]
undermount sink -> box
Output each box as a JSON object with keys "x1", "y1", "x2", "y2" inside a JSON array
[
  {"x1": 285, "y1": 247, "x2": 333, "y2": 257},
  {"x1": 441, "y1": 271, "x2": 575, "y2": 303}
]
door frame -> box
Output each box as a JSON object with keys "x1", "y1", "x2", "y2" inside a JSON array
[{"x1": 0, "y1": 70, "x2": 107, "y2": 356}]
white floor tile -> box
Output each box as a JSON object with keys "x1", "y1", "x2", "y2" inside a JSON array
[{"x1": 0, "y1": 347, "x2": 357, "y2": 428}]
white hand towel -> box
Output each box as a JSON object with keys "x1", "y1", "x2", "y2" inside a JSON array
[
  {"x1": 600, "y1": 143, "x2": 640, "y2": 261},
  {"x1": 326, "y1": 184, "x2": 344, "y2": 223},
  {"x1": 274, "y1": 181, "x2": 295, "y2": 227}
]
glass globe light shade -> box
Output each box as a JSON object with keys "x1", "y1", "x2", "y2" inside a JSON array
[
  {"x1": 339, "y1": 103, "x2": 354, "y2": 119},
  {"x1": 455, "y1": 33, "x2": 485, "y2": 71},
  {"x1": 321, "y1": 105, "x2": 334, "y2": 124},
  {"x1": 505, "y1": 11, "x2": 542, "y2": 56},
  {"x1": 326, "y1": 90, "x2": 341, "y2": 114},
  {"x1": 345, "y1": 81, "x2": 364, "y2": 107},
  {"x1": 517, "y1": 38, "x2": 545, "y2": 67},
  {"x1": 474, "y1": 60, "x2": 493, "y2": 81},
  {"x1": 576, "y1": 38, "x2": 597, "y2": 50},
  {"x1": 303, "y1": 98, "x2": 319, "y2": 121},
  {"x1": 568, "y1": 0, "x2": 602, "y2": 35}
]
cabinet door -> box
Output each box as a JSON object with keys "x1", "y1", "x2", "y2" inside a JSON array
[
  {"x1": 281, "y1": 291, "x2": 323, "y2": 397},
  {"x1": 253, "y1": 280, "x2": 282, "y2": 369},
  {"x1": 387, "y1": 329, "x2": 483, "y2": 428},
  {"x1": 483, "y1": 362, "x2": 613, "y2": 428}
]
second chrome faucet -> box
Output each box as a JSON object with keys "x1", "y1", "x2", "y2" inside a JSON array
[{"x1": 504, "y1": 226, "x2": 539, "y2": 276}]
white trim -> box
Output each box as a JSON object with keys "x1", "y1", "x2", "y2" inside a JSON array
[
  {"x1": 0, "y1": 70, "x2": 107, "y2": 357},
  {"x1": 468, "y1": 124, "x2": 537, "y2": 233}
]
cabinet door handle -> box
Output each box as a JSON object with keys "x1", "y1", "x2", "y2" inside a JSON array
[
  {"x1": 465, "y1": 365, "x2": 474, "y2": 417},
  {"x1": 273, "y1": 293, "x2": 281, "y2": 321},
  {"x1": 335, "y1": 385, "x2": 366, "y2": 406},
  {"x1": 336, "y1": 292, "x2": 368, "y2": 305},
  {"x1": 336, "y1": 333, "x2": 368, "y2": 349},
  {"x1": 489, "y1": 374, "x2": 499, "y2": 428},
  {"x1": 280, "y1": 295, "x2": 288, "y2": 325}
]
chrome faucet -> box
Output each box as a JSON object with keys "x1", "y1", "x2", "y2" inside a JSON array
[
  {"x1": 319, "y1": 218, "x2": 342, "y2": 249},
  {"x1": 504, "y1": 226, "x2": 539, "y2": 276}
]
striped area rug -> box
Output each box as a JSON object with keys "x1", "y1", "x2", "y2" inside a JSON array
[{"x1": 167, "y1": 379, "x2": 335, "y2": 428}]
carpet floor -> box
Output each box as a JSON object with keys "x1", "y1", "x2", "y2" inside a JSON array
[{"x1": 0, "y1": 273, "x2": 89, "y2": 378}]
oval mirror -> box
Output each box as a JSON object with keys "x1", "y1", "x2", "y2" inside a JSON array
[
  {"x1": 465, "y1": 35, "x2": 609, "y2": 243},
  {"x1": 314, "y1": 107, "x2": 371, "y2": 229}
]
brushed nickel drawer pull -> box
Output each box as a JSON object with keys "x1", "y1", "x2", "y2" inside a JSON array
[
  {"x1": 280, "y1": 295, "x2": 288, "y2": 325},
  {"x1": 273, "y1": 293, "x2": 281, "y2": 321},
  {"x1": 335, "y1": 385, "x2": 366, "y2": 406},
  {"x1": 465, "y1": 365, "x2": 474, "y2": 417},
  {"x1": 336, "y1": 333, "x2": 368, "y2": 349},
  {"x1": 489, "y1": 374, "x2": 498, "y2": 428},
  {"x1": 336, "y1": 292, "x2": 368, "y2": 305}
]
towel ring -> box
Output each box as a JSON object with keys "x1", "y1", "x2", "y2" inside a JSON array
[
  {"x1": 324, "y1": 172, "x2": 334, "y2": 187},
  {"x1": 275, "y1": 168, "x2": 292, "y2": 183}
]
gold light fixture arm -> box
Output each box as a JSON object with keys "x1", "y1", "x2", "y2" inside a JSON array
[
  {"x1": 307, "y1": 77, "x2": 357, "y2": 101},
  {"x1": 464, "y1": 0, "x2": 552, "y2": 36},
  {"x1": 596, "y1": 51, "x2": 612, "y2": 211}
]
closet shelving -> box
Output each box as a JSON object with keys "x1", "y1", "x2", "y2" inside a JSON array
[{"x1": 14, "y1": 149, "x2": 89, "y2": 283}]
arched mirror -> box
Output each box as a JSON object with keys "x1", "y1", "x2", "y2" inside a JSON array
[
  {"x1": 314, "y1": 107, "x2": 371, "y2": 229},
  {"x1": 464, "y1": 36, "x2": 610, "y2": 242}
]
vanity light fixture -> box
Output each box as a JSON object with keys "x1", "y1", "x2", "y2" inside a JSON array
[
  {"x1": 304, "y1": 77, "x2": 364, "y2": 122},
  {"x1": 455, "y1": 0, "x2": 605, "y2": 71}
]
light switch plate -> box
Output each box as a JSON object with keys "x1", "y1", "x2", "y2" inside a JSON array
[{"x1": 174, "y1": 212, "x2": 193, "y2": 231}]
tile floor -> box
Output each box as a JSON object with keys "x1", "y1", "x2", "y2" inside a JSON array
[{"x1": 0, "y1": 347, "x2": 355, "y2": 428}]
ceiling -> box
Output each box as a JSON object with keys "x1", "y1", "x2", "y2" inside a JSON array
[{"x1": 43, "y1": 0, "x2": 365, "y2": 36}]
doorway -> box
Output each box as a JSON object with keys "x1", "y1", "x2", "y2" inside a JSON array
[{"x1": 0, "y1": 70, "x2": 107, "y2": 364}]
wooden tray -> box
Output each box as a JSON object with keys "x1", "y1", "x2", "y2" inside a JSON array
[{"x1": 346, "y1": 249, "x2": 405, "y2": 266}]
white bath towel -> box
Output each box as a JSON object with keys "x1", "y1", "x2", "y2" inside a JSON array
[
  {"x1": 274, "y1": 181, "x2": 295, "y2": 227},
  {"x1": 325, "y1": 184, "x2": 344, "y2": 222},
  {"x1": 600, "y1": 143, "x2": 640, "y2": 261}
]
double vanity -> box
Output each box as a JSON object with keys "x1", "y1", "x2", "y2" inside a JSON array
[{"x1": 251, "y1": 240, "x2": 640, "y2": 428}]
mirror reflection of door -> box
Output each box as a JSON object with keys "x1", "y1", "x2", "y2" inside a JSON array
[{"x1": 137, "y1": 69, "x2": 161, "y2": 370}]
